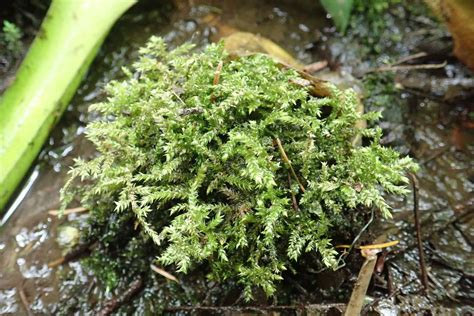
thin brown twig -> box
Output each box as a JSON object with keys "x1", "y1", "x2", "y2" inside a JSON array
[
  {"x1": 210, "y1": 60, "x2": 224, "y2": 103},
  {"x1": 48, "y1": 207, "x2": 88, "y2": 216},
  {"x1": 48, "y1": 242, "x2": 95, "y2": 268},
  {"x1": 287, "y1": 172, "x2": 299, "y2": 211},
  {"x1": 98, "y1": 277, "x2": 144, "y2": 316},
  {"x1": 279, "y1": 61, "x2": 333, "y2": 97},
  {"x1": 150, "y1": 264, "x2": 179, "y2": 282},
  {"x1": 407, "y1": 172, "x2": 429, "y2": 293},
  {"x1": 303, "y1": 60, "x2": 328, "y2": 73},
  {"x1": 368, "y1": 61, "x2": 447, "y2": 73},
  {"x1": 18, "y1": 287, "x2": 33, "y2": 316},
  {"x1": 275, "y1": 138, "x2": 305, "y2": 193},
  {"x1": 213, "y1": 60, "x2": 224, "y2": 85},
  {"x1": 392, "y1": 52, "x2": 428, "y2": 66}
]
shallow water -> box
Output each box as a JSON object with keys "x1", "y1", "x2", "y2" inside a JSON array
[{"x1": 0, "y1": 0, "x2": 472, "y2": 314}]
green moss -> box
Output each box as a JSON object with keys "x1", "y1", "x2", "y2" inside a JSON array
[
  {"x1": 62, "y1": 37, "x2": 417, "y2": 300},
  {"x1": 1, "y1": 20, "x2": 22, "y2": 55},
  {"x1": 348, "y1": 0, "x2": 402, "y2": 53}
]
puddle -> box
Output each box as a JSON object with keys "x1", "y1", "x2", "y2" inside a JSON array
[{"x1": 0, "y1": 0, "x2": 472, "y2": 314}]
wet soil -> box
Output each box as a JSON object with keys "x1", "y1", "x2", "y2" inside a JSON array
[{"x1": 0, "y1": 0, "x2": 473, "y2": 314}]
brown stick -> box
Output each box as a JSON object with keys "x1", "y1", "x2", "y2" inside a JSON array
[
  {"x1": 48, "y1": 242, "x2": 95, "y2": 268},
  {"x1": 296, "y1": 70, "x2": 334, "y2": 97},
  {"x1": 344, "y1": 249, "x2": 379, "y2": 316},
  {"x1": 367, "y1": 61, "x2": 447, "y2": 73},
  {"x1": 98, "y1": 277, "x2": 144, "y2": 316},
  {"x1": 276, "y1": 61, "x2": 334, "y2": 97},
  {"x1": 287, "y1": 172, "x2": 299, "y2": 211},
  {"x1": 150, "y1": 264, "x2": 178, "y2": 282},
  {"x1": 303, "y1": 60, "x2": 328, "y2": 73},
  {"x1": 407, "y1": 172, "x2": 429, "y2": 293},
  {"x1": 18, "y1": 287, "x2": 33, "y2": 316},
  {"x1": 275, "y1": 138, "x2": 305, "y2": 193},
  {"x1": 48, "y1": 206, "x2": 88, "y2": 216},
  {"x1": 392, "y1": 52, "x2": 428, "y2": 66},
  {"x1": 210, "y1": 60, "x2": 224, "y2": 103},
  {"x1": 213, "y1": 61, "x2": 224, "y2": 85}
]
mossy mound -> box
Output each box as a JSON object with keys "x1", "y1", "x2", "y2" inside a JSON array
[{"x1": 62, "y1": 37, "x2": 416, "y2": 300}]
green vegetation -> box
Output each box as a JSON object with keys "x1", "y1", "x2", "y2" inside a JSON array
[
  {"x1": 0, "y1": 0, "x2": 136, "y2": 212},
  {"x1": 62, "y1": 37, "x2": 417, "y2": 300},
  {"x1": 1, "y1": 20, "x2": 23, "y2": 55},
  {"x1": 349, "y1": 0, "x2": 402, "y2": 52},
  {"x1": 320, "y1": 0, "x2": 353, "y2": 33},
  {"x1": 319, "y1": 0, "x2": 402, "y2": 35}
]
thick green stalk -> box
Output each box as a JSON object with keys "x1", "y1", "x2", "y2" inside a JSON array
[{"x1": 0, "y1": 0, "x2": 136, "y2": 212}]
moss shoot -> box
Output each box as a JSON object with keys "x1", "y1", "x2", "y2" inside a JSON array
[{"x1": 61, "y1": 37, "x2": 416, "y2": 300}]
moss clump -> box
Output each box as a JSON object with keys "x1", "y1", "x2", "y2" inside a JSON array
[
  {"x1": 1, "y1": 20, "x2": 22, "y2": 55},
  {"x1": 62, "y1": 37, "x2": 416, "y2": 300}
]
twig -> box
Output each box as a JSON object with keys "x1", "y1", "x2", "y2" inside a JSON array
[
  {"x1": 336, "y1": 240, "x2": 399, "y2": 250},
  {"x1": 210, "y1": 60, "x2": 224, "y2": 103},
  {"x1": 367, "y1": 61, "x2": 447, "y2": 73},
  {"x1": 18, "y1": 287, "x2": 33, "y2": 316},
  {"x1": 287, "y1": 172, "x2": 299, "y2": 211},
  {"x1": 274, "y1": 138, "x2": 305, "y2": 193},
  {"x1": 331, "y1": 208, "x2": 376, "y2": 272},
  {"x1": 295, "y1": 70, "x2": 334, "y2": 97},
  {"x1": 150, "y1": 264, "x2": 179, "y2": 282},
  {"x1": 279, "y1": 61, "x2": 333, "y2": 97},
  {"x1": 303, "y1": 60, "x2": 328, "y2": 73},
  {"x1": 345, "y1": 249, "x2": 379, "y2": 316},
  {"x1": 98, "y1": 277, "x2": 144, "y2": 316},
  {"x1": 392, "y1": 52, "x2": 428, "y2": 66},
  {"x1": 163, "y1": 303, "x2": 346, "y2": 313},
  {"x1": 213, "y1": 60, "x2": 223, "y2": 85},
  {"x1": 48, "y1": 207, "x2": 88, "y2": 216},
  {"x1": 407, "y1": 172, "x2": 429, "y2": 293},
  {"x1": 48, "y1": 242, "x2": 94, "y2": 268},
  {"x1": 345, "y1": 208, "x2": 376, "y2": 255}
]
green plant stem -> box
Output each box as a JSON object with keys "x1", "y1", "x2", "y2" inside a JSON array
[{"x1": 0, "y1": 0, "x2": 136, "y2": 212}]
